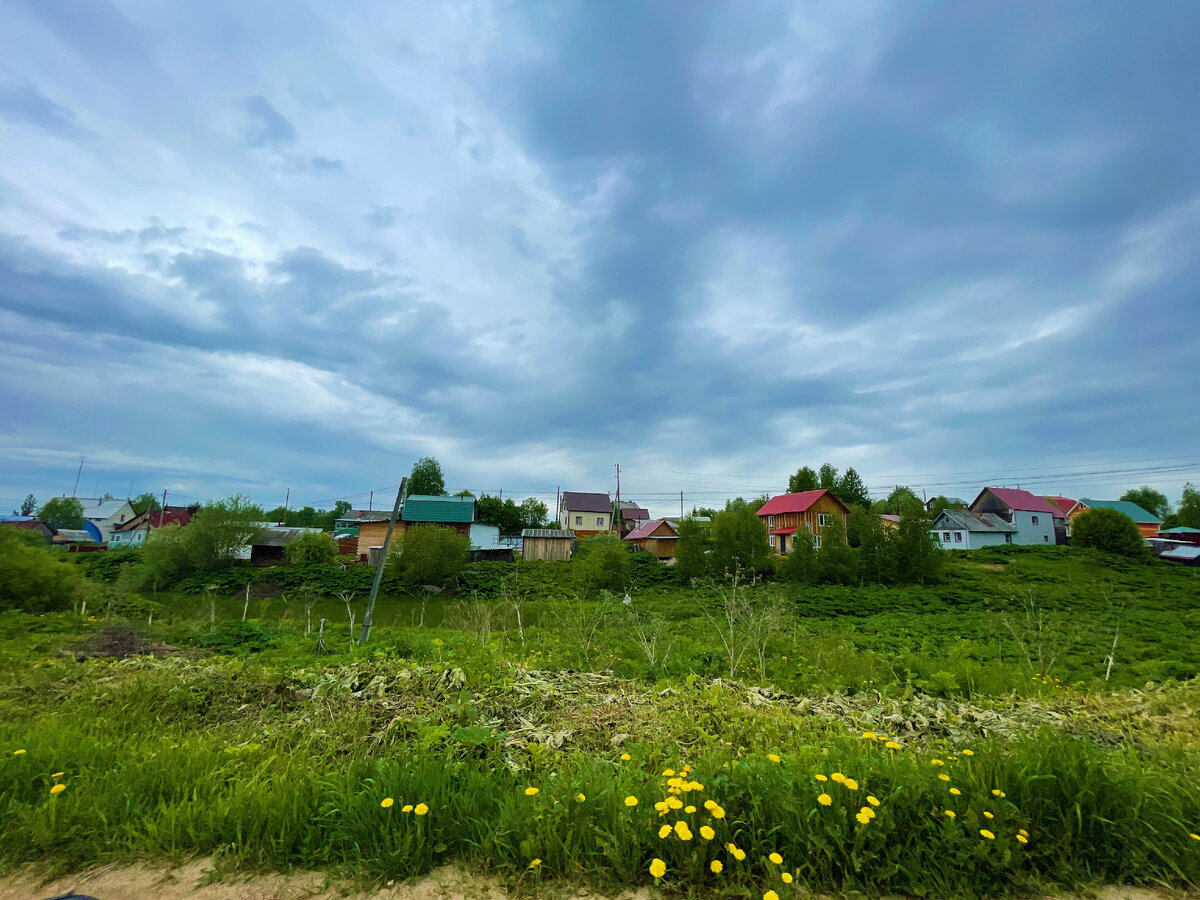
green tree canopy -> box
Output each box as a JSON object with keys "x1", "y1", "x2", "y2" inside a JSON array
[
  {"x1": 0, "y1": 527, "x2": 82, "y2": 613},
  {"x1": 389, "y1": 524, "x2": 469, "y2": 588},
  {"x1": 185, "y1": 494, "x2": 266, "y2": 571},
  {"x1": 893, "y1": 509, "x2": 943, "y2": 585},
  {"x1": 18, "y1": 494, "x2": 37, "y2": 516},
  {"x1": 573, "y1": 535, "x2": 630, "y2": 594},
  {"x1": 674, "y1": 517, "x2": 711, "y2": 582},
  {"x1": 836, "y1": 468, "x2": 870, "y2": 508},
  {"x1": 818, "y1": 463, "x2": 839, "y2": 492},
  {"x1": 711, "y1": 504, "x2": 770, "y2": 576},
  {"x1": 1178, "y1": 484, "x2": 1200, "y2": 528},
  {"x1": 519, "y1": 497, "x2": 549, "y2": 530},
  {"x1": 131, "y1": 492, "x2": 161, "y2": 515},
  {"x1": 477, "y1": 495, "x2": 524, "y2": 533},
  {"x1": 872, "y1": 486, "x2": 924, "y2": 517},
  {"x1": 1119, "y1": 486, "x2": 1170, "y2": 519},
  {"x1": 817, "y1": 514, "x2": 857, "y2": 585},
  {"x1": 408, "y1": 457, "x2": 447, "y2": 496},
  {"x1": 38, "y1": 496, "x2": 85, "y2": 530},
  {"x1": 927, "y1": 495, "x2": 966, "y2": 517},
  {"x1": 1072, "y1": 508, "x2": 1147, "y2": 558},
  {"x1": 781, "y1": 525, "x2": 818, "y2": 584},
  {"x1": 284, "y1": 531, "x2": 339, "y2": 566},
  {"x1": 788, "y1": 466, "x2": 819, "y2": 493}
]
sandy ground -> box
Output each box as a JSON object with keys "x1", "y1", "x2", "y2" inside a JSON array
[{"x1": 0, "y1": 860, "x2": 1189, "y2": 900}]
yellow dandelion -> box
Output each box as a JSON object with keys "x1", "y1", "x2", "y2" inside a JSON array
[
  {"x1": 654, "y1": 801, "x2": 668, "y2": 814},
  {"x1": 782, "y1": 872, "x2": 794, "y2": 884},
  {"x1": 709, "y1": 805, "x2": 726, "y2": 819},
  {"x1": 685, "y1": 804, "x2": 696, "y2": 814},
  {"x1": 818, "y1": 793, "x2": 832, "y2": 806},
  {"x1": 625, "y1": 795, "x2": 638, "y2": 807},
  {"x1": 961, "y1": 749, "x2": 974, "y2": 756},
  {"x1": 931, "y1": 759, "x2": 944, "y2": 766},
  {"x1": 768, "y1": 852, "x2": 783, "y2": 865},
  {"x1": 576, "y1": 792, "x2": 586, "y2": 802},
  {"x1": 949, "y1": 787, "x2": 962, "y2": 796},
  {"x1": 765, "y1": 891, "x2": 781, "y2": 900},
  {"x1": 859, "y1": 806, "x2": 876, "y2": 819},
  {"x1": 688, "y1": 781, "x2": 704, "y2": 792},
  {"x1": 944, "y1": 810, "x2": 956, "y2": 819},
  {"x1": 414, "y1": 803, "x2": 428, "y2": 816},
  {"x1": 938, "y1": 774, "x2": 950, "y2": 782},
  {"x1": 51, "y1": 772, "x2": 64, "y2": 778},
  {"x1": 666, "y1": 796, "x2": 683, "y2": 810},
  {"x1": 704, "y1": 799, "x2": 717, "y2": 810},
  {"x1": 1190, "y1": 833, "x2": 1200, "y2": 842},
  {"x1": 380, "y1": 797, "x2": 394, "y2": 808},
  {"x1": 710, "y1": 859, "x2": 723, "y2": 874},
  {"x1": 12, "y1": 750, "x2": 25, "y2": 756},
  {"x1": 866, "y1": 795, "x2": 880, "y2": 807},
  {"x1": 525, "y1": 786, "x2": 539, "y2": 796},
  {"x1": 620, "y1": 753, "x2": 631, "y2": 761},
  {"x1": 843, "y1": 778, "x2": 859, "y2": 791},
  {"x1": 674, "y1": 821, "x2": 693, "y2": 840},
  {"x1": 726, "y1": 842, "x2": 738, "y2": 854},
  {"x1": 733, "y1": 847, "x2": 747, "y2": 861},
  {"x1": 984, "y1": 811, "x2": 994, "y2": 820},
  {"x1": 980, "y1": 829, "x2": 995, "y2": 840},
  {"x1": 402, "y1": 804, "x2": 413, "y2": 813},
  {"x1": 1018, "y1": 829, "x2": 1029, "y2": 837},
  {"x1": 663, "y1": 768, "x2": 675, "y2": 777},
  {"x1": 862, "y1": 731, "x2": 876, "y2": 740},
  {"x1": 814, "y1": 774, "x2": 828, "y2": 782},
  {"x1": 768, "y1": 753, "x2": 781, "y2": 763},
  {"x1": 681, "y1": 765, "x2": 692, "y2": 775},
  {"x1": 658, "y1": 824, "x2": 671, "y2": 839},
  {"x1": 1016, "y1": 834, "x2": 1029, "y2": 844},
  {"x1": 649, "y1": 858, "x2": 666, "y2": 879},
  {"x1": 528, "y1": 858, "x2": 542, "y2": 869},
  {"x1": 856, "y1": 810, "x2": 872, "y2": 825},
  {"x1": 700, "y1": 825, "x2": 715, "y2": 840},
  {"x1": 885, "y1": 741, "x2": 901, "y2": 750},
  {"x1": 49, "y1": 783, "x2": 66, "y2": 795},
  {"x1": 830, "y1": 772, "x2": 846, "y2": 783}
]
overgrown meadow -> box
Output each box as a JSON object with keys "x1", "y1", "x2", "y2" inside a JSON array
[{"x1": 2, "y1": 544, "x2": 1199, "y2": 896}]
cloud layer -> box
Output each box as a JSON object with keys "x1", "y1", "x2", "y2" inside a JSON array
[{"x1": 2, "y1": 1, "x2": 1198, "y2": 515}]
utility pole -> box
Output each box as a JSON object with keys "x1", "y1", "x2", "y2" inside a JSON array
[
  {"x1": 680, "y1": 491, "x2": 684, "y2": 518},
  {"x1": 555, "y1": 486, "x2": 560, "y2": 527},
  {"x1": 284, "y1": 488, "x2": 290, "y2": 511},
  {"x1": 369, "y1": 490, "x2": 373, "y2": 511},
  {"x1": 160, "y1": 490, "x2": 167, "y2": 528},
  {"x1": 615, "y1": 463, "x2": 620, "y2": 503},
  {"x1": 73, "y1": 456, "x2": 85, "y2": 497},
  {"x1": 359, "y1": 477, "x2": 406, "y2": 644}
]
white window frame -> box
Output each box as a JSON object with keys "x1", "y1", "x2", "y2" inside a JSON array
[
  {"x1": 814, "y1": 534, "x2": 822, "y2": 549},
  {"x1": 767, "y1": 515, "x2": 775, "y2": 529},
  {"x1": 1031, "y1": 515, "x2": 1039, "y2": 525},
  {"x1": 574, "y1": 515, "x2": 582, "y2": 526},
  {"x1": 954, "y1": 532, "x2": 962, "y2": 543},
  {"x1": 596, "y1": 516, "x2": 604, "y2": 527},
  {"x1": 769, "y1": 535, "x2": 776, "y2": 547},
  {"x1": 818, "y1": 513, "x2": 829, "y2": 526},
  {"x1": 943, "y1": 531, "x2": 951, "y2": 541}
]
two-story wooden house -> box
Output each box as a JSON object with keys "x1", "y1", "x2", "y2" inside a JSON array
[
  {"x1": 558, "y1": 491, "x2": 613, "y2": 537},
  {"x1": 756, "y1": 489, "x2": 850, "y2": 554}
]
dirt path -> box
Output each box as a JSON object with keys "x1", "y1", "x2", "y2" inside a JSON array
[{"x1": 0, "y1": 860, "x2": 1189, "y2": 900}]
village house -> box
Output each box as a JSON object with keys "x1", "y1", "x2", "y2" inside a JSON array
[
  {"x1": 930, "y1": 508, "x2": 1018, "y2": 549},
  {"x1": 756, "y1": 489, "x2": 850, "y2": 554},
  {"x1": 0, "y1": 517, "x2": 56, "y2": 546},
  {"x1": 109, "y1": 505, "x2": 199, "y2": 549},
  {"x1": 353, "y1": 494, "x2": 475, "y2": 560},
  {"x1": 72, "y1": 497, "x2": 137, "y2": 543},
  {"x1": 968, "y1": 488, "x2": 1060, "y2": 545},
  {"x1": 615, "y1": 500, "x2": 650, "y2": 534},
  {"x1": 1068, "y1": 498, "x2": 1161, "y2": 538},
  {"x1": 558, "y1": 491, "x2": 612, "y2": 537},
  {"x1": 624, "y1": 518, "x2": 679, "y2": 559}
]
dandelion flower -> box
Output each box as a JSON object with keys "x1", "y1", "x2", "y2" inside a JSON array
[
  {"x1": 685, "y1": 805, "x2": 696, "y2": 814},
  {"x1": 710, "y1": 859, "x2": 723, "y2": 874},
  {"x1": 621, "y1": 753, "x2": 631, "y2": 761},
  {"x1": 733, "y1": 847, "x2": 746, "y2": 861},
  {"x1": 381, "y1": 797, "x2": 394, "y2": 808},
  {"x1": 1190, "y1": 833, "x2": 1200, "y2": 842},
  {"x1": 814, "y1": 774, "x2": 828, "y2": 782},
  {"x1": 710, "y1": 805, "x2": 726, "y2": 819},
  {"x1": 51, "y1": 772, "x2": 64, "y2": 778},
  {"x1": 885, "y1": 741, "x2": 901, "y2": 750},
  {"x1": 782, "y1": 872, "x2": 794, "y2": 884},
  {"x1": 1018, "y1": 829, "x2": 1029, "y2": 838},
  {"x1": 658, "y1": 824, "x2": 672, "y2": 839},
  {"x1": 859, "y1": 806, "x2": 876, "y2": 820},
  {"x1": 666, "y1": 796, "x2": 683, "y2": 810},
  {"x1": 984, "y1": 811, "x2": 994, "y2": 820},
  {"x1": 830, "y1": 772, "x2": 846, "y2": 783},
  {"x1": 843, "y1": 778, "x2": 859, "y2": 791},
  {"x1": 704, "y1": 799, "x2": 717, "y2": 810},
  {"x1": 764, "y1": 891, "x2": 780, "y2": 900},
  {"x1": 414, "y1": 803, "x2": 428, "y2": 816},
  {"x1": 931, "y1": 759, "x2": 944, "y2": 766},
  {"x1": 862, "y1": 730, "x2": 876, "y2": 739},
  {"x1": 12, "y1": 750, "x2": 25, "y2": 756},
  {"x1": 688, "y1": 781, "x2": 704, "y2": 792},
  {"x1": 938, "y1": 774, "x2": 950, "y2": 782},
  {"x1": 525, "y1": 786, "x2": 540, "y2": 796},
  {"x1": 856, "y1": 810, "x2": 872, "y2": 825},
  {"x1": 866, "y1": 795, "x2": 880, "y2": 807},
  {"x1": 663, "y1": 768, "x2": 675, "y2": 777},
  {"x1": 674, "y1": 821, "x2": 693, "y2": 840},
  {"x1": 625, "y1": 795, "x2": 638, "y2": 807},
  {"x1": 961, "y1": 748, "x2": 974, "y2": 756},
  {"x1": 528, "y1": 859, "x2": 542, "y2": 869},
  {"x1": 726, "y1": 842, "x2": 738, "y2": 854},
  {"x1": 949, "y1": 788, "x2": 962, "y2": 796},
  {"x1": 576, "y1": 793, "x2": 586, "y2": 802},
  {"x1": 649, "y1": 858, "x2": 666, "y2": 879},
  {"x1": 980, "y1": 829, "x2": 995, "y2": 840},
  {"x1": 700, "y1": 825, "x2": 715, "y2": 840},
  {"x1": 402, "y1": 804, "x2": 413, "y2": 813},
  {"x1": 49, "y1": 784, "x2": 66, "y2": 795},
  {"x1": 818, "y1": 793, "x2": 832, "y2": 806},
  {"x1": 1016, "y1": 834, "x2": 1029, "y2": 844},
  {"x1": 768, "y1": 753, "x2": 781, "y2": 763},
  {"x1": 768, "y1": 852, "x2": 783, "y2": 865},
  {"x1": 944, "y1": 810, "x2": 956, "y2": 819}
]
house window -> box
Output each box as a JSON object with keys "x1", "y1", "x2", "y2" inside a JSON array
[
  {"x1": 954, "y1": 532, "x2": 962, "y2": 543},
  {"x1": 769, "y1": 535, "x2": 776, "y2": 547},
  {"x1": 1031, "y1": 515, "x2": 1039, "y2": 525},
  {"x1": 818, "y1": 514, "x2": 829, "y2": 526},
  {"x1": 596, "y1": 517, "x2": 604, "y2": 527},
  {"x1": 574, "y1": 516, "x2": 582, "y2": 526},
  {"x1": 1044, "y1": 535, "x2": 1049, "y2": 542},
  {"x1": 814, "y1": 534, "x2": 822, "y2": 549},
  {"x1": 943, "y1": 532, "x2": 951, "y2": 542},
  {"x1": 767, "y1": 515, "x2": 775, "y2": 529},
  {"x1": 1004, "y1": 534, "x2": 1013, "y2": 544}
]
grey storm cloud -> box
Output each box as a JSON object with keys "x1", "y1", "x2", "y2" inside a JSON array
[{"x1": 0, "y1": 1, "x2": 1198, "y2": 511}]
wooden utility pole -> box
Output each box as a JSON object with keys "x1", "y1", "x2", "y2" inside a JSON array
[
  {"x1": 680, "y1": 491, "x2": 684, "y2": 518},
  {"x1": 359, "y1": 478, "x2": 406, "y2": 644},
  {"x1": 159, "y1": 490, "x2": 167, "y2": 527}
]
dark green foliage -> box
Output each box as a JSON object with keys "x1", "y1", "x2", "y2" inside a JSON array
[
  {"x1": 711, "y1": 504, "x2": 770, "y2": 576},
  {"x1": 37, "y1": 496, "x2": 85, "y2": 530},
  {"x1": 476, "y1": 494, "x2": 523, "y2": 533},
  {"x1": 131, "y1": 492, "x2": 161, "y2": 515},
  {"x1": 788, "y1": 465, "x2": 818, "y2": 493},
  {"x1": 390, "y1": 524, "x2": 469, "y2": 588},
  {"x1": 518, "y1": 497, "x2": 549, "y2": 530},
  {"x1": 893, "y1": 509, "x2": 944, "y2": 584},
  {"x1": 186, "y1": 494, "x2": 266, "y2": 571},
  {"x1": 817, "y1": 514, "x2": 857, "y2": 584},
  {"x1": 457, "y1": 560, "x2": 574, "y2": 598},
  {"x1": 857, "y1": 513, "x2": 896, "y2": 585},
  {"x1": 1072, "y1": 508, "x2": 1147, "y2": 559},
  {"x1": 18, "y1": 494, "x2": 36, "y2": 516},
  {"x1": 872, "y1": 486, "x2": 924, "y2": 517},
  {"x1": 283, "y1": 531, "x2": 338, "y2": 566},
  {"x1": 818, "y1": 462, "x2": 839, "y2": 491},
  {"x1": 836, "y1": 467, "x2": 870, "y2": 508},
  {"x1": 780, "y1": 525, "x2": 818, "y2": 584},
  {"x1": 572, "y1": 535, "x2": 629, "y2": 594},
  {"x1": 196, "y1": 620, "x2": 278, "y2": 653},
  {"x1": 408, "y1": 457, "x2": 446, "y2": 496},
  {"x1": 927, "y1": 495, "x2": 967, "y2": 516},
  {"x1": 1119, "y1": 486, "x2": 1169, "y2": 519},
  {"x1": 72, "y1": 547, "x2": 144, "y2": 583},
  {"x1": 673, "y1": 518, "x2": 711, "y2": 582},
  {"x1": 0, "y1": 526, "x2": 82, "y2": 612},
  {"x1": 626, "y1": 549, "x2": 671, "y2": 588},
  {"x1": 1177, "y1": 483, "x2": 1200, "y2": 528}
]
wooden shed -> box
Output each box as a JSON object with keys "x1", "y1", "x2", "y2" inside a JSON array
[
  {"x1": 521, "y1": 528, "x2": 576, "y2": 561},
  {"x1": 624, "y1": 519, "x2": 679, "y2": 559}
]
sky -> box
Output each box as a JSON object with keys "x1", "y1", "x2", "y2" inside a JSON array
[{"x1": 2, "y1": 0, "x2": 1199, "y2": 519}]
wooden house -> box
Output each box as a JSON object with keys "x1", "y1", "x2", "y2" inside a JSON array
[
  {"x1": 521, "y1": 528, "x2": 576, "y2": 561},
  {"x1": 930, "y1": 509, "x2": 1017, "y2": 549},
  {"x1": 1068, "y1": 498, "x2": 1161, "y2": 538},
  {"x1": 624, "y1": 519, "x2": 679, "y2": 559},
  {"x1": 558, "y1": 491, "x2": 613, "y2": 537},
  {"x1": 756, "y1": 490, "x2": 850, "y2": 554},
  {"x1": 615, "y1": 500, "x2": 650, "y2": 534},
  {"x1": 354, "y1": 494, "x2": 476, "y2": 560},
  {"x1": 969, "y1": 488, "x2": 1060, "y2": 545},
  {"x1": 109, "y1": 505, "x2": 198, "y2": 549}
]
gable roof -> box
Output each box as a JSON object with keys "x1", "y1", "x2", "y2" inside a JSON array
[
  {"x1": 1075, "y1": 498, "x2": 1161, "y2": 524},
  {"x1": 625, "y1": 519, "x2": 678, "y2": 541},
  {"x1": 934, "y1": 509, "x2": 1017, "y2": 533},
  {"x1": 561, "y1": 491, "x2": 611, "y2": 513},
  {"x1": 616, "y1": 502, "x2": 650, "y2": 520},
  {"x1": 1044, "y1": 496, "x2": 1078, "y2": 514},
  {"x1": 757, "y1": 489, "x2": 846, "y2": 517},
  {"x1": 334, "y1": 509, "x2": 392, "y2": 524},
  {"x1": 974, "y1": 488, "x2": 1062, "y2": 516},
  {"x1": 73, "y1": 498, "x2": 134, "y2": 521},
  {"x1": 114, "y1": 505, "x2": 197, "y2": 531},
  {"x1": 1161, "y1": 526, "x2": 1200, "y2": 534},
  {"x1": 522, "y1": 528, "x2": 575, "y2": 538},
  {"x1": 401, "y1": 494, "x2": 475, "y2": 524}
]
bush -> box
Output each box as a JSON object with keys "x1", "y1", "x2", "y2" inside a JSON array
[
  {"x1": 389, "y1": 525, "x2": 470, "y2": 588},
  {"x1": 1072, "y1": 508, "x2": 1147, "y2": 558},
  {"x1": 284, "y1": 531, "x2": 339, "y2": 566},
  {"x1": 0, "y1": 527, "x2": 82, "y2": 613},
  {"x1": 711, "y1": 505, "x2": 771, "y2": 576},
  {"x1": 573, "y1": 536, "x2": 630, "y2": 594}
]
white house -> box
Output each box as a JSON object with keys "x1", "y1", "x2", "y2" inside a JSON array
[
  {"x1": 558, "y1": 491, "x2": 612, "y2": 536},
  {"x1": 968, "y1": 488, "x2": 1060, "y2": 545},
  {"x1": 73, "y1": 497, "x2": 137, "y2": 543},
  {"x1": 930, "y1": 509, "x2": 1017, "y2": 549}
]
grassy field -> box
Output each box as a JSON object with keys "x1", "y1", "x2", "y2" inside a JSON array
[{"x1": 1, "y1": 546, "x2": 1199, "y2": 896}]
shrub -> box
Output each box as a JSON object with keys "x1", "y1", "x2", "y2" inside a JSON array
[
  {"x1": 389, "y1": 525, "x2": 470, "y2": 588},
  {"x1": 0, "y1": 526, "x2": 82, "y2": 613},
  {"x1": 573, "y1": 536, "x2": 630, "y2": 594},
  {"x1": 711, "y1": 505, "x2": 771, "y2": 576},
  {"x1": 284, "y1": 531, "x2": 339, "y2": 566},
  {"x1": 1072, "y1": 508, "x2": 1147, "y2": 559},
  {"x1": 673, "y1": 518, "x2": 711, "y2": 582}
]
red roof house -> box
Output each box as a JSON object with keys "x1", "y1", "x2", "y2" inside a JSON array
[
  {"x1": 756, "y1": 489, "x2": 850, "y2": 554},
  {"x1": 969, "y1": 488, "x2": 1060, "y2": 545}
]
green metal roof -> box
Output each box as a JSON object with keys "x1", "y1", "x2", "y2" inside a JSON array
[
  {"x1": 1161, "y1": 526, "x2": 1200, "y2": 534},
  {"x1": 401, "y1": 494, "x2": 475, "y2": 524},
  {"x1": 1077, "y1": 498, "x2": 1161, "y2": 523}
]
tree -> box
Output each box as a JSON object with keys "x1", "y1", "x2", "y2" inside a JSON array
[
  {"x1": 518, "y1": 497, "x2": 549, "y2": 530},
  {"x1": 38, "y1": 497, "x2": 85, "y2": 530},
  {"x1": 817, "y1": 514, "x2": 857, "y2": 584},
  {"x1": 390, "y1": 524, "x2": 470, "y2": 587},
  {"x1": 284, "y1": 531, "x2": 339, "y2": 566},
  {"x1": 0, "y1": 527, "x2": 82, "y2": 613},
  {"x1": 872, "y1": 486, "x2": 924, "y2": 517},
  {"x1": 836, "y1": 468, "x2": 870, "y2": 508},
  {"x1": 711, "y1": 505, "x2": 770, "y2": 576},
  {"x1": 818, "y1": 463, "x2": 839, "y2": 492},
  {"x1": 331, "y1": 499, "x2": 352, "y2": 520},
  {"x1": 573, "y1": 535, "x2": 630, "y2": 594},
  {"x1": 845, "y1": 506, "x2": 874, "y2": 548},
  {"x1": 18, "y1": 494, "x2": 36, "y2": 516},
  {"x1": 1072, "y1": 508, "x2": 1146, "y2": 558},
  {"x1": 857, "y1": 513, "x2": 895, "y2": 585},
  {"x1": 1178, "y1": 484, "x2": 1200, "y2": 528},
  {"x1": 674, "y1": 518, "x2": 711, "y2": 582},
  {"x1": 927, "y1": 495, "x2": 966, "y2": 517},
  {"x1": 691, "y1": 506, "x2": 717, "y2": 518},
  {"x1": 780, "y1": 526, "x2": 818, "y2": 584},
  {"x1": 453, "y1": 489, "x2": 476, "y2": 497},
  {"x1": 131, "y1": 492, "x2": 161, "y2": 515},
  {"x1": 408, "y1": 457, "x2": 446, "y2": 496},
  {"x1": 477, "y1": 494, "x2": 523, "y2": 533},
  {"x1": 788, "y1": 466, "x2": 819, "y2": 494},
  {"x1": 1119, "y1": 486, "x2": 1169, "y2": 519},
  {"x1": 893, "y1": 509, "x2": 943, "y2": 585},
  {"x1": 185, "y1": 494, "x2": 266, "y2": 571}
]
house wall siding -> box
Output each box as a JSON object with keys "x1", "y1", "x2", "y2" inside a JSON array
[{"x1": 760, "y1": 494, "x2": 848, "y2": 554}]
